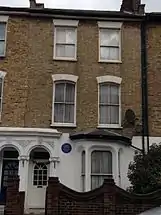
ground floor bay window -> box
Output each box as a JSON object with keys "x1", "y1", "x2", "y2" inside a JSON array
[{"x1": 81, "y1": 150, "x2": 113, "y2": 191}]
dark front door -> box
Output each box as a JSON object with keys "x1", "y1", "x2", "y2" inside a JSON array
[{"x1": 0, "y1": 160, "x2": 19, "y2": 202}]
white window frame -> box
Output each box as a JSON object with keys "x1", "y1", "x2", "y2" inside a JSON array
[
  {"x1": 0, "y1": 71, "x2": 6, "y2": 120},
  {"x1": 82, "y1": 146, "x2": 115, "y2": 192},
  {"x1": 97, "y1": 75, "x2": 122, "y2": 128},
  {"x1": 53, "y1": 19, "x2": 79, "y2": 61},
  {"x1": 51, "y1": 74, "x2": 78, "y2": 127},
  {"x1": 0, "y1": 16, "x2": 9, "y2": 57},
  {"x1": 98, "y1": 21, "x2": 122, "y2": 63}
]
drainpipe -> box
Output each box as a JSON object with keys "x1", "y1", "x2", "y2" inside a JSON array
[{"x1": 141, "y1": 19, "x2": 149, "y2": 154}]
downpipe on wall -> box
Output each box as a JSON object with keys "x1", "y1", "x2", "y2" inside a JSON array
[{"x1": 141, "y1": 20, "x2": 149, "y2": 154}]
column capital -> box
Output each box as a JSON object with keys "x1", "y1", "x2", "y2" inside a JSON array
[
  {"x1": 18, "y1": 156, "x2": 30, "y2": 161},
  {"x1": 49, "y1": 157, "x2": 60, "y2": 163}
]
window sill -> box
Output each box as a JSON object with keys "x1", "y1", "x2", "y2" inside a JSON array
[
  {"x1": 98, "y1": 60, "x2": 122, "y2": 64},
  {"x1": 50, "y1": 123, "x2": 77, "y2": 128},
  {"x1": 97, "y1": 124, "x2": 122, "y2": 129},
  {"x1": 53, "y1": 57, "x2": 77, "y2": 62}
]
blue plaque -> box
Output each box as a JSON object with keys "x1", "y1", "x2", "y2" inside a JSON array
[{"x1": 61, "y1": 143, "x2": 72, "y2": 153}]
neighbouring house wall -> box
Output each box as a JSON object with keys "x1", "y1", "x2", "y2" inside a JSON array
[
  {"x1": 0, "y1": 16, "x2": 142, "y2": 131},
  {"x1": 45, "y1": 177, "x2": 161, "y2": 215},
  {"x1": 147, "y1": 22, "x2": 161, "y2": 136}
]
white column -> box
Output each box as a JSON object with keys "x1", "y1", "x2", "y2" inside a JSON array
[
  {"x1": 18, "y1": 156, "x2": 29, "y2": 191},
  {"x1": 49, "y1": 157, "x2": 60, "y2": 177},
  {"x1": 85, "y1": 148, "x2": 90, "y2": 191}
]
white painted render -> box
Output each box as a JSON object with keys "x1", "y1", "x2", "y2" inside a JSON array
[{"x1": 0, "y1": 127, "x2": 159, "y2": 211}]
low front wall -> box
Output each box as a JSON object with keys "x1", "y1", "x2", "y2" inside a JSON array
[
  {"x1": 45, "y1": 177, "x2": 161, "y2": 215},
  {"x1": 4, "y1": 176, "x2": 25, "y2": 215}
]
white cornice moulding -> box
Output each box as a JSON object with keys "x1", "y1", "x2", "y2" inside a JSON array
[
  {"x1": 97, "y1": 21, "x2": 123, "y2": 29},
  {"x1": 52, "y1": 74, "x2": 79, "y2": 83},
  {"x1": 0, "y1": 127, "x2": 62, "y2": 138},
  {"x1": 0, "y1": 16, "x2": 9, "y2": 22},
  {"x1": 53, "y1": 19, "x2": 79, "y2": 27},
  {"x1": 96, "y1": 75, "x2": 122, "y2": 84}
]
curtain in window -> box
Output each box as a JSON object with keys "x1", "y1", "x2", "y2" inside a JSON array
[
  {"x1": 99, "y1": 83, "x2": 119, "y2": 125},
  {"x1": 56, "y1": 27, "x2": 76, "y2": 58},
  {"x1": 0, "y1": 23, "x2": 6, "y2": 56},
  {"x1": 91, "y1": 151, "x2": 112, "y2": 190},
  {"x1": 54, "y1": 82, "x2": 75, "y2": 123},
  {"x1": 100, "y1": 28, "x2": 120, "y2": 61}
]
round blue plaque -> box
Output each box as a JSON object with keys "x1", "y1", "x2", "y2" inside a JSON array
[{"x1": 61, "y1": 143, "x2": 72, "y2": 154}]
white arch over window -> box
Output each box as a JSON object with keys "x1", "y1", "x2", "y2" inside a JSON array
[
  {"x1": 51, "y1": 74, "x2": 79, "y2": 127},
  {"x1": 96, "y1": 75, "x2": 122, "y2": 84},
  {"x1": 52, "y1": 74, "x2": 78, "y2": 83},
  {"x1": 0, "y1": 141, "x2": 23, "y2": 156},
  {"x1": 25, "y1": 144, "x2": 53, "y2": 157}
]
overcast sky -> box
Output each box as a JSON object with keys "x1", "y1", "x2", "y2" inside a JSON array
[{"x1": 0, "y1": 0, "x2": 160, "y2": 12}]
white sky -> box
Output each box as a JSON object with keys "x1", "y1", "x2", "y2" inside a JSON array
[{"x1": 0, "y1": 0, "x2": 160, "y2": 12}]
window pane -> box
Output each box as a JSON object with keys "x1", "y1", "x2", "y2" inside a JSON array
[
  {"x1": 91, "y1": 151, "x2": 101, "y2": 173},
  {"x1": 56, "y1": 44, "x2": 66, "y2": 58},
  {"x1": 65, "y1": 45, "x2": 75, "y2": 58},
  {"x1": 101, "y1": 151, "x2": 112, "y2": 174},
  {"x1": 0, "y1": 80, "x2": 2, "y2": 98},
  {"x1": 81, "y1": 151, "x2": 85, "y2": 174},
  {"x1": 66, "y1": 28, "x2": 76, "y2": 44},
  {"x1": 0, "y1": 23, "x2": 6, "y2": 40},
  {"x1": 56, "y1": 28, "x2": 66, "y2": 43},
  {"x1": 91, "y1": 176, "x2": 104, "y2": 190},
  {"x1": 56, "y1": 44, "x2": 75, "y2": 58},
  {"x1": 56, "y1": 27, "x2": 76, "y2": 44},
  {"x1": 99, "y1": 84, "x2": 110, "y2": 104},
  {"x1": 100, "y1": 29, "x2": 119, "y2": 46},
  {"x1": 110, "y1": 85, "x2": 119, "y2": 104},
  {"x1": 110, "y1": 106, "x2": 119, "y2": 124},
  {"x1": 0, "y1": 41, "x2": 5, "y2": 56},
  {"x1": 54, "y1": 103, "x2": 64, "y2": 123},
  {"x1": 64, "y1": 104, "x2": 74, "y2": 123},
  {"x1": 100, "y1": 47, "x2": 119, "y2": 61},
  {"x1": 65, "y1": 83, "x2": 75, "y2": 103},
  {"x1": 99, "y1": 105, "x2": 110, "y2": 124},
  {"x1": 55, "y1": 83, "x2": 65, "y2": 102}
]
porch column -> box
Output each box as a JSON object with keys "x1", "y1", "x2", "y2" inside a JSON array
[
  {"x1": 49, "y1": 157, "x2": 60, "y2": 177},
  {"x1": 85, "y1": 148, "x2": 90, "y2": 191},
  {"x1": 18, "y1": 156, "x2": 29, "y2": 191}
]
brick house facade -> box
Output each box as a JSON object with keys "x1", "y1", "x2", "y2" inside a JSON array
[{"x1": 0, "y1": 0, "x2": 160, "y2": 214}]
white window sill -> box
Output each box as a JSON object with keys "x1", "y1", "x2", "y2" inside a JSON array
[
  {"x1": 53, "y1": 57, "x2": 77, "y2": 62},
  {"x1": 50, "y1": 123, "x2": 76, "y2": 128},
  {"x1": 98, "y1": 60, "x2": 122, "y2": 64},
  {"x1": 97, "y1": 124, "x2": 122, "y2": 129}
]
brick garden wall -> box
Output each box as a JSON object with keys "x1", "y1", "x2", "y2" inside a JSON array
[
  {"x1": 4, "y1": 176, "x2": 25, "y2": 215},
  {"x1": 45, "y1": 177, "x2": 161, "y2": 215}
]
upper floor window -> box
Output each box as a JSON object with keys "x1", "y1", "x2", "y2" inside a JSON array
[
  {"x1": 91, "y1": 150, "x2": 112, "y2": 190},
  {"x1": 0, "y1": 71, "x2": 6, "y2": 119},
  {"x1": 98, "y1": 21, "x2": 122, "y2": 63},
  {"x1": 52, "y1": 74, "x2": 78, "y2": 127},
  {"x1": 53, "y1": 19, "x2": 79, "y2": 61},
  {"x1": 0, "y1": 16, "x2": 9, "y2": 57},
  {"x1": 97, "y1": 75, "x2": 122, "y2": 128}
]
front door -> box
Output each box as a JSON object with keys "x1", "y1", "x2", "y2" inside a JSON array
[
  {"x1": 27, "y1": 161, "x2": 49, "y2": 210},
  {"x1": 0, "y1": 160, "x2": 19, "y2": 202}
]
